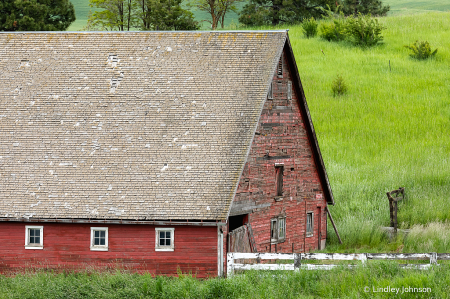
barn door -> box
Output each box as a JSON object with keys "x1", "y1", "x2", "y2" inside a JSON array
[{"x1": 228, "y1": 224, "x2": 256, "y2": 253}]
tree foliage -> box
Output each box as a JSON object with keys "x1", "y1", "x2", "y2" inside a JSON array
[
  {"x1": 188, "y1": 0, "x2": 241, "y2": 29},
  {"x1": 341, "y1": 0, "x2": 389, "y2": 16},
  {"x1": 87, "y1": 0, "x2": 134, "y2": 31},
  {"x1": 86, "y1": 0, "x2": 199, "y2": 31},
  {"x1": 0, "y1": 0, "x2": 76, "y2": 31},
  {"x1": 238, "y1": 0, "x2": 335, "y2": 26},
  {"x1": 139, "y1": 0, "x2": 199, "y2": 30}
]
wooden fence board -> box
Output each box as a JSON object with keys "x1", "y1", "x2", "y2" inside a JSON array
[{"x1": 227, "y1": 252, "x2": 443, "y2": 276}]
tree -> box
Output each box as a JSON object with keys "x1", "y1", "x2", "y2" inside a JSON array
[
  {"x1": 137, "y1": 0, "x2": 199, "y2": 30},
  {"x1": 0, "y1": 0, "x2": 76, "y2": 31},
  {"x1": 238, "y1": 0, "x2": 335, "y2": 26},
  {"x1": 86, "y1": 0, "x2": 135, "y2": 31},
  {"x1": 87, "y1": 0, "x2": 198, "y2": 31},
  {"x1": 188, "y1": 0, "x2": 241, "y2": 29},
  {"x1": 341, "y1": 0, "x2": 389, "y2": 16}
]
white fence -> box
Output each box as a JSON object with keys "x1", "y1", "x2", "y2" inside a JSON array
[{"x1": 227, "y1": 252, "x2": 450, "y2": 276}]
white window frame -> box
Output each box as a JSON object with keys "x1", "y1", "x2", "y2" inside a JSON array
[
  {"x1": 270, "y1": 216, "x2": 286, "y2": 243},
  {"x1": 306, "y1": 212, "x2": 314, "y2": 237},
  {"x1": 25, "y1": 225, "x2": 43, "y2": 249},
  {"x1": 155, "y1": 227, "x2": 175, "y2": 251},
  {"x1": 90, "y1": 227, "x2": 109, "y2": 251}
]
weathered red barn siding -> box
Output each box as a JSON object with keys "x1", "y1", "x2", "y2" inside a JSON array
[
  {"x1": 0, "y1": 222, "x2": 218, "y2": 277},
  {"x1": 225, "y1": 48, "x2": 328, "y2": 257}
]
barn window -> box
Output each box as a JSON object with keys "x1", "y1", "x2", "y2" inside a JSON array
[
  {"x1": 90, "y1": 227, "x2": 108, "y2": 251},
  {"x1": 275, "y1": 164, "x2": 284, "y2": 197},
  {"x1": 306, "y1": 212, "x2": 314, "y2": 237},
  {"x1": 155, "y1": 228, "x2": 174, "y2": 251},
  {"x1": 25, "y1": 226, "x2": 43, "y2": 249},
  {"x1": 270, "y1": 217, "x2": 286, "y2": 243}
]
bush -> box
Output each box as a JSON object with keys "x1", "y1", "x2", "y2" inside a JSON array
[
  {"x1": 404, "y1": 40, "x2": 438, "y2": 60},
  {"x1": 345, "y1": 13, "x2": 385, "y2": 47},
  {"x1": 331, "y1": 74, "x2": 348, "y2": 96},
  {"x1": 301, "y1": 17, "x2": 318, "y2": 38},
  {"x1": 319, "y1": 18, "x2": 347, "y2": 42}
]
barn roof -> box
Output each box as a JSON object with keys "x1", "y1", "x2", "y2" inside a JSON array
[{"x1": 0, "y1": 31, "x2": 333, "y2": 223}]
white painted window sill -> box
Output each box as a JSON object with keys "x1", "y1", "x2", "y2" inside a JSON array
[
  {"x1": 90, "y1": 247, "x2": 108, "y2": 251},
  {"x1": 155, "y1": 247, "x2": 174, "y2": 252},
  {"x1": 25, "y1": 245, "x2": 43, "y2": 250}
]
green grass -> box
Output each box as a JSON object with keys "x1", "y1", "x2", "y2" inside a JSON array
[
  {"x1": 384, "y1": 0, "x2": 450, "y2": 16},
  {"x1": 68, "y1": 0, "x2": 91, "y2": 31},
  {"x1": 1, "y1": 265, "x2": 449, "y2": 298},
  {"x1": 284, "y1": 12, "x2": 450, "y2": 252}
]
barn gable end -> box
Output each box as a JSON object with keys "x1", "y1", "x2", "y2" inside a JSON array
[{"x1": 226, "y1": 37, "x2": 334, "y2": 257}]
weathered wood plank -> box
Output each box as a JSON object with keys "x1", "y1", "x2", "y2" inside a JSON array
[
  {"x1": 367, "y1": 253, "x2": 431, "y2": 260},
  {"x1": 302, "y1": 253, "x2": 366, "y2": 261},
  {"x1": 232, "y1": 252, "x2": 295, "y2": 260},
  {"x1": 301, "y1": 264, "x2": 358, "y2": 270},
  {"x1": 437, "y1": 253, "x2": 450, "y2": 260},
  {"x1": 234, "y1": 263, "x2": 295, "y2": 271}
]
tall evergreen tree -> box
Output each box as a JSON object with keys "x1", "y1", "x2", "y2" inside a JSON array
[{"x1": 0, "y1": 0, "x2": 76, "y2": 31}]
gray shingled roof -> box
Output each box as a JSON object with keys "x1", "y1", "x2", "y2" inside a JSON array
[{"x1": 0, "y1": 31, "x2": 286, "y2": 221}]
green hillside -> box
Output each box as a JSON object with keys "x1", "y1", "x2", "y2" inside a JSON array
[
  {"x1": 68, "y1": 0, "x2": 91, "y2": 31},
  {"x1": 385, "y1": 0, "x2": 450, "y2": 15}
]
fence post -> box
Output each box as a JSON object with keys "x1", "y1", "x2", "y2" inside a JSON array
[
  {"x1": 360, "y1": 253, "x2": 367, "y2": 266},
  {"x1": 227, "y1": 253, "x2": 234, "y2": 277},
  {"x1": 430, "y1": 252, "x2": 437, "y2": 265},
  {"x1": 294, "y1": 253, "x2": 301, "y2": 271}
]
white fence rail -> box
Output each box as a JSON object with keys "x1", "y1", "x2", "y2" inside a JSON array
[{"x1": 227, "y1": 252, "x2": 449, "y2": 276}]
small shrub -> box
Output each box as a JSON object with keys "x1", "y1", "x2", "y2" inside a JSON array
[
  {"x1": 319, "y1": 18, "x2": 347, "y2": 42},
  {"x1": 404, "y1": 40, "x2": 438, "y2": 60},
  {"x1": 345, "y1": 13, "x2": 385, "y2": 47},
  {"x1": 302, "y1": 17, "x2": 318, "y2": 38},
  {"x1": 331, "y1": 74, "x2": 348, "y2": 96}
]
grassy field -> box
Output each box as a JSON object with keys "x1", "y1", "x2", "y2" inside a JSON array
[
  {"x1": 1, "y1": 264, "x2": 449, "y2": 298},
  {"x1": 288, "y1": 12, "x2": 450, "y2": 252},
  {"x1": 384, "y1": 0, "x2": 450, "y2": 15}
]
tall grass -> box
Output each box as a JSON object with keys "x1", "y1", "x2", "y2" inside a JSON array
[
  {"x1": 1, "y1": 266, "x2": 449, "y2": 298},
  {"x1": 285, "y1": 12, "x2": 450, "y2": 251}
]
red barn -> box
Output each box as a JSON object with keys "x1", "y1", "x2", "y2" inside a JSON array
[{"x1": 0, "y1": 31, "x2": 334, "y2": 277}]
